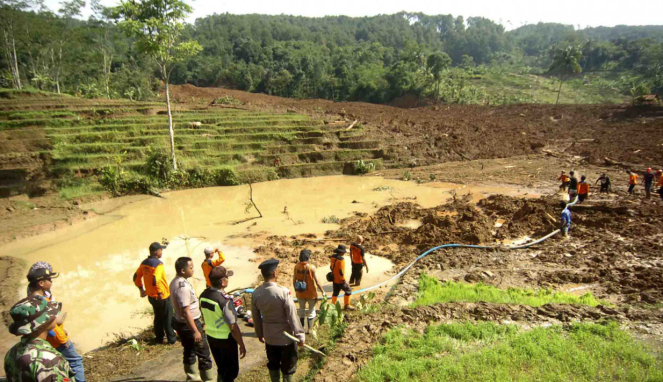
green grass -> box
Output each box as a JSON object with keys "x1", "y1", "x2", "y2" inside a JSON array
[
  {"x1": 412, "y1": 272, "x2": 603, "y2": 308},
  {"x1": 58, "y1": 178, "x2": 105, "y2": 199},
  {"x1": 358, "y1": 321, "x2": 663, "y2": 382}
]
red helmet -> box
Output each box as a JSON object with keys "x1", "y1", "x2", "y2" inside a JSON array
[
  {"x1": 647, "y1": 168, "x2": 652, "y2": 173},
  {"x1": 657, "y1": 170, "x2": 663, "y2": 174}
]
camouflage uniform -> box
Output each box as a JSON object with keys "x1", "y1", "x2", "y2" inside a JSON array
[
  {"x1": 3, "y1": 295, "x2": 76, "y2": 382},
  {"x1": 4, "y1": 337, "x2": 75, "y2": 382}
]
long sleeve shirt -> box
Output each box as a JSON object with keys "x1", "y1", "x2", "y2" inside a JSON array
[
  {"x1": 133, "y1": 257, "x2": 170, "y2": 299},
  {"x1": 251, "y1": 282, "x2": 304, "y2": 346}
]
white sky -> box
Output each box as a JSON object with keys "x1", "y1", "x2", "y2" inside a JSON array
[{"x1": 42, "y1": 0, "x2": 663, "y2": 30}]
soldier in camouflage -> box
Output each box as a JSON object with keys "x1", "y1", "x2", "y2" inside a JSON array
[{"x1": 4, "y1": 294, "x2": 76, "y2": 382}]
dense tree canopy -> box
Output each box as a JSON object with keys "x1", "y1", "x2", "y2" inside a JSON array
[{"x1": 1, "y1": 4, "x2": 662, "y2": 103}]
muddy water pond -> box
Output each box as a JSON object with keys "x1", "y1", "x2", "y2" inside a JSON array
[{"x1": 0, "y1": 176, "x2": 528, "y2": 353}]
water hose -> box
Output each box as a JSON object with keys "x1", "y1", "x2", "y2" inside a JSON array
[{"x1": 236, "y1": 196, "x2": 579, "y2": 301}]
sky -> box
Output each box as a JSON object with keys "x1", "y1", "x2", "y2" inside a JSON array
[{"x1": 42, "y1": 0, "x2": 663, "y2": 30}]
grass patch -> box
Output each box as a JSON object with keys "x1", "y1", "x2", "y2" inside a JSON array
[
  {"x1": 412, "y1": 272, "x2": 603, "y2": 308},
  {"x1": 358, "y1": 321, "x2": 663, "y2": 382},
  {"x1": 58, "y1": 177, "x2": 105, "y2": 199}
]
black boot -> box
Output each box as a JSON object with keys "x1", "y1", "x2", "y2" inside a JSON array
[{"x1": 300, "y1": 317, "x2": 305, "y2": 327}]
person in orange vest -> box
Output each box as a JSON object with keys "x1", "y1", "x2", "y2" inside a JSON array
[
  {"x1": 292, "y1": 249, "x2": 325, "y2": 332},
  {"x1": 26, "y1": 262, "x2": 86, "y2": 382},
  {"x1": 349, "y1": 236, "x2": 369, "y2": 286},
  {"x1": 329, "y1": 244, "x2": 353, "y2": 310},
  {"x1": 557, "y1": 171, "x2": 570, "y2": 191},
  {"x1": 657, "y1": 170, "x2": 663, "y2": 200},
  {"x1": 134, "y1": 241, "x2": 177, "y2": 344},
  {"x1": 628, "y1": 172, "x2": 638, "y2": 194},
  {"x1": 577, "y1": 175, "x2": 590, "y2": 203},
  {"x1": 202, "y1": 247, "x2": 226, "y2": 288},
  {"x1": 643, "y1": 168, "x2": 655, "y2": 199}
]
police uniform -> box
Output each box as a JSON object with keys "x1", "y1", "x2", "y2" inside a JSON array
[
  {"x1": 200, "y1": 266, "x2": 241, "y2": 382},
  {"x1": 251, "y1": 259, "x2": 304, "y2": 382}
]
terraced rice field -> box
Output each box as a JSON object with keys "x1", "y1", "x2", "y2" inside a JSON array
[{"x1": 0, "y1": 92, "x2": 383, "y2": 197}]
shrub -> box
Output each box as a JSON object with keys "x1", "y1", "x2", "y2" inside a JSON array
[
  {"x1": 213, "y1": 95, "x2": 243, "y2": 106},
  {"x1": 353, "y1": 160, "x2": 375, "y2": 175},
  {"x1": 321, "y1": 215, "x2": 340, "y2": 224},
  {"x1": 403, "y1": 171, "x2": 412, "y2": 181}
]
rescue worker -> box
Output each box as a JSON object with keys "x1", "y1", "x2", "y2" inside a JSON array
[
  {"x1": 202, "y1": 247, "x2": 226, "y2": 288},
  {"x1": 26, "y1": 262, "x2": 86, "y2": 382},
  {"x1": 595, "y1": 173, "x2": 611, "y2": 193},
  {"x1": 4, "y1": 295, "x2": 76, "y2": 381},
  {"x1": 657, "y1": 170, "x2": 663, "y2": 200},
  {"x1": 133, "y1": 241, "x2": 177, "y2": 344},
  {"x1": 330, "y1": 244, "x2": 353, "y2": 309},
  {"x1": 560, "y1": 201, "x2": 571, "y2": 237},
  {"x1": 251, "y1": 259, "x2": 305, "y2": 382},
  {"x1": 628, "y1": 171, "x2": 638, "y2": 194},
  {"x1": 170, "y1": 257, "x2": 214, "y2": 382},
  {"x1": 200, "y1": 266, "x2": 246, "y2": 382},
  {"x1": 577, "y1": 175, "x2": 590, "y2": 203},
  {"x1": 292, "y1": 249, "x2": 325, "y2": 332},
  {"x1": 656, "y1": 169, "x2": 663, "y2": 185},
  {"x1": 557, "y1": 171, "x2": 570, "y2": 191},
  {"x1": 643, "y1": 168, "x2": 655, "y2": 199},
  {"x1": 568, "y1": 171, "x2": 579, "y2": 200},
  {"x1": 349, "y1": 236, "x2": 369, "y2": 286},
  {"x1": 274, "y1": 157, "x2": 281, "y2": 167}
]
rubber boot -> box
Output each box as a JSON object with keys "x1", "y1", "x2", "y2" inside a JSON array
[
  {"x1": 307, "y1": 318, "x2": 314, "y2": 330},
  {"x1": 184, "y1": 363, "x2": 202, "y2": 382},
  {"x1": 282, "y1": 373, "x2": 294, "y2": 382},
  {"x1": 269, "y1": 369, "x2": 281, "y2": 382},
  {"x1": 199, "y1": 368, "x2": 215, "y2": 382},
  {"x1": 300, "y1": 317, "x2": 305, "y2": 327}
]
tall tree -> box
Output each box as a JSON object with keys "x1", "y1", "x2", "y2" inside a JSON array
[
  {"x1": 52, "y1": 0, "x2": 85, "y2": 93},
  {"x1": 0, "y1": 0, "x2": 43, "y2": 88},
  {"x1": 114, "y1": 0, "x2": 202, "y2": 170},
  {"x1": 91, "y1": 0, "x2": 115, "y2": 99},
  {"x1": 549, "y1": 44, "x2": 583, "y2": 105},
  {"x1": 426, "y1": 51, "x2": 451, "y2": 101}
]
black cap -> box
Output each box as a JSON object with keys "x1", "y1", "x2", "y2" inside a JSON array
[
  {"x1": 149, "y1": 242, "x2": 167, "y2": 252},
  {"x1": 334, "y1": 244, "x2": 348, "y2": 254},
  {"x1": 27, "y1": 268, "x2": 59, "y2": 283},
  {"x1": 258, "y1": 259, "x2": 279, "y2": 274}
]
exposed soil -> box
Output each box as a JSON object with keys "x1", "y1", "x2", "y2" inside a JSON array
[{"x1": 170, "y1": 85, "x2": 663, "y2": 168}]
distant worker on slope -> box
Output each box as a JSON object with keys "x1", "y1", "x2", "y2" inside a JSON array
[
  {"x1": 568, "y1": 171, "x2": 578, "y2": 200},
  {"x1": 628, "y1": 171, "x2": 638, "y2": 194},
  {"x1": 577, "y1": 175, "x2": 590, "y2": 203},
  {"x1": 133, "y1": 241, "x2": 177, "y2": 345},
  {"x1": 26, "y1": 262, "x2": 86, "y2": 382},
  {"x1": 657, "y1": 170, "x2": 663, "y2": 200},
  {"x1": 349, "y1": 236, "x2": 369, "y2": 286},
  {"x1": 293, "y1": 249, "x2": 325, "y2": 333},
  {"x1": 643, "y1": 168, "x2": 655, "y2": 199},
  {"x1": 595, "y1": 173, "x2": 611, "y2": 194},
  {"x1": 202, "y1": 247, "x2": 226, "y2": 288},
  {"x1": 557, "y1": 171, "x2": 570, "y2": 191},
  {"x1": 560, "y1": 201, "x2": 571, "y2": 238}
]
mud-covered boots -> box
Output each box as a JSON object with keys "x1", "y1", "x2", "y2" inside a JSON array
[
  {"x1": 199, "y1": 368, "x2": 215, "y2": 382},
  {"x1": 183, "y1": 362, "x2": 202, "y2": 382},
  {"x1": 269, "y1": 369, "x2": 281, "y2": 382}
]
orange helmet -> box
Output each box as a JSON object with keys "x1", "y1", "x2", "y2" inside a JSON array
[{"x1": 646, "y1": 168, "x2": 652, "y2": 173}]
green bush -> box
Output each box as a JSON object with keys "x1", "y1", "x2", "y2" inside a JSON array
[
  {"x1": 403, "y1": 171, "x2": 412, "y2": 181},
  {"x1": 353, "y1": 160, "x2": 375, "y2": 175}
]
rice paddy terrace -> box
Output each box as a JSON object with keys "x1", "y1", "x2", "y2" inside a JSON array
[{"x1": 0, "y1": 91, "x2": 383, "y2": 198}]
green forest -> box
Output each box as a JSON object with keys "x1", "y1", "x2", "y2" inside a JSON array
[{"x1": 2, "y1": 0, "x2": 662, "y2": 105}]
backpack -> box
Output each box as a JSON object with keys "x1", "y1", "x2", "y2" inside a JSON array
[
  {"x1": 326, "y1": 257, "x2": 336, "y2": 282},
  {"x1": 294, "y1": 264, "x2": 309, "y2": 292}
]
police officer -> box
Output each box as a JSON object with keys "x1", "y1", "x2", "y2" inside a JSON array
[
  {"x1": 200, "y1": 266, "x2": 246, "y2": 382},
  {"x1": 4, "y1": 295, "x2": 76, "y2": 381},
  {"x1": 251, "y1": 259, "x2": 305, "y2": 382}
]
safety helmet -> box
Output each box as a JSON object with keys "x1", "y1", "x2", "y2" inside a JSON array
[{"x1": 647, "y1": 168, "x2": 652, "y2": 173}]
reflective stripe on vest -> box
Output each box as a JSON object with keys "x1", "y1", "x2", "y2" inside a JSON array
[{"x1": 200, "y1": 297, "x2": 231, "y2": 339}]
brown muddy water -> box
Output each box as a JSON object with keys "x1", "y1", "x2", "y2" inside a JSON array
[{"x1": 0, "y1": 176, "x2": 528, "y2": 353}]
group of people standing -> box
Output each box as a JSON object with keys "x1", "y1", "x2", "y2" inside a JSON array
[{"x1": 558, "y1": 168, "x2": 663, "y2": 202}]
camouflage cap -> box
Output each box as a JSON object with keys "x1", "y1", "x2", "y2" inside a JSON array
[{"x1": 8, "y1": 295, "x2": 61, "y2": 336}]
